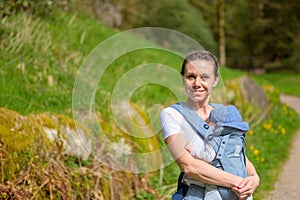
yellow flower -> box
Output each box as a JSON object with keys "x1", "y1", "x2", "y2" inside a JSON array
[
  {"x1": 249, "y1": 145, "x2": 254, "y2": 150},
  {"x1": 290, "y1": 111, "x2": 295, "y2": 116},
  {"x1": 248, "y1": 129, "x2": 254, "y2": 135},
  {"x1": 263, "y1": 120, "x2": 273, "y2": 130},
  {"x1": 277, "y1": 124, "x2": 282, "y2": 129},
  {"x1": 260, "y1": 157, "x2": 265, "y2": 162},
  {"x1": 282, "y1": 105, "x2": 290, "y2": 115},
  {"x1": 281, "y1": 128, "x2": 286, "y2": 135},
  {"x1": 263, "y1": 84, "x2": 274, "y2": 92},
  {"x1": 254, "y1": 149, "x2": 259, "y2": 157},
  {"x1": 263, "y1": 123, "x2": 271, "y2": 130}
]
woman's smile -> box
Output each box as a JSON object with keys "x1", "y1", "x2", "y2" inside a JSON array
[{"x1": 192, "y1": 89, "x2": 205, "y2": 95}]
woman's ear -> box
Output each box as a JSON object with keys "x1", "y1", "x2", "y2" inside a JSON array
[{"x1": 213, "y1": 76, "x2": 219, "y2": 87}]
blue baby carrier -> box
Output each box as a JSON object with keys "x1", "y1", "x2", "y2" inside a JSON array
[{"x1": 170, "y1": 102, "x2": 249, "y2": 200}]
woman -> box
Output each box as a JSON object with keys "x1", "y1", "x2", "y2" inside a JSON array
[{"x1": 160, "y1": 50, "x2": 259, "y2": 199}]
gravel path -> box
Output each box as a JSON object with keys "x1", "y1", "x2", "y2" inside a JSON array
[{"x1": 263, "y1": 94, "x2": 300, "y2": 200}]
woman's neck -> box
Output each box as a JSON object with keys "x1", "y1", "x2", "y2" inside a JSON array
[{"x1": 186, "y1": 98, "x2": 212, "y2": 121}]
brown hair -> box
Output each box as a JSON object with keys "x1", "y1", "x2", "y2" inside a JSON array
[{"x1": 180, "y1": 50, "x2": 219, "y2": 77}]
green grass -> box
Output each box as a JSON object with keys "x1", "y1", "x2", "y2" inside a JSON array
[
  {"x1": 0, "y1": 11, "x2": 116, "y2": 115},
  {"x1": 1, "y1": 9, "x2": 300, "y2": 199},
  {"x1": 250, "y1": 72, "x2": 300, "y2": 96},
  {"x1": 245, "y1": 101, "x2": 300, "y2": 199},
  {"x1": 219, "y1": 65, "x2": 246, "y2": 80}
]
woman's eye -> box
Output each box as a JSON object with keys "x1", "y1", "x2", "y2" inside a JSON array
[
  {"x1": 201, "y1": 75, "x2": 209, "y2": 80},
  {"x1": 187, "y1": 75, "x2": 196, "y2": 79}
]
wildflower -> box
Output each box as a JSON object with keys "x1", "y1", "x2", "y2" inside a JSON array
[
  {"x1": 253, "y1": 149, "x2": 259, "y2": 157},
  {"x1": 249, "y1": 145, "x2": 254, "y2": 150},
  {"x1": 281, "y1": 128, "x2": 286, "y2": 135},
  {"x1": 282, "y1": 105, "x2": 289, "y2": 115},
  {"x1": 277, "y1": 124, "x2": 282, "y2": 129},
  {"x1": 263, "y1": 84, "x2": 274, "y2": 92},
  {"x1": 290, "y1": 111, "x2": 295, "y2": 116},
  {"x1": 260, "y1": 157, "x2": 265, "y2": 162},
  {"x1": 248, "y1": 129, "x2": 254, "y2": 135},
  {"x1": 263, "y1": 120, "x2": 273, "y2": 130}
]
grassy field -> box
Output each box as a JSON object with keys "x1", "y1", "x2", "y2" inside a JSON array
[
  {"x1": 1, "y1": 9, "x2": 300, "y2": 199},
  {"x1": 250, "y1": 72, "x2": 300, "y2": 96},
  {"x1": 0, "y1": 10, "x2": 117, "y2": 115}
]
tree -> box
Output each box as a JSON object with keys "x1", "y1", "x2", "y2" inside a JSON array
[
  {"x1": 146, "y1": 0, "x2": 217, "y2": 52},
  {"x1": 188, "y1": 0, "x2": 300, "y2": 72},
  {"x1": 114, "y1": 0, "x2": 217, "y2": 52},
  {"x1": 218, "y1": 0, "x2": 226, "y2": 66}
]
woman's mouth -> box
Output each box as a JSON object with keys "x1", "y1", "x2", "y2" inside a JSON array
[{"x1": 192, "y1": 89, "x2": 205, "y2": 95}]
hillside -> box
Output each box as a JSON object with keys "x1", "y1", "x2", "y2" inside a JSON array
[{"x1": 1, "y1": 9, "x2": 300, "y2": 199}]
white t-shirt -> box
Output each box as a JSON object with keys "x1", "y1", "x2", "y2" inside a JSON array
[
  {"x1": 160, "y1": 106, "x2": 216, "y2": 186},
  {"x1": 160, "y1": 105, "x2": 253, "y2": 200}
]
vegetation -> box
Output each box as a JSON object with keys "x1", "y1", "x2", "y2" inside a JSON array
[
  {"x1": 243, "y1": 84, "x2": 300, "y2": 199},
  {"x1": 188, "y1": 0, "x2": 300, "y2": 72},
  {"x1": 250, "y1": 73, "x2": 300, "y2": 96},
  {"x1": 2, "y1": 0, "x2": 300, "y2": 71},
  {"x1": 0, "y1": 1, "x2": 300, "y2": 199}
]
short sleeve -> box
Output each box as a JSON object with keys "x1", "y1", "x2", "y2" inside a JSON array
[
  {"x1": 160, "y1": 106, "x2": 216, "y2": 162},
  {"x1": 160, "y1": 107, "x2": 184, "y2": 140}
]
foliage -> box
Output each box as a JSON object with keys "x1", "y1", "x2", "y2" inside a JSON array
[
  {"x1": 0, "y1": 108, "x2": 53, "y2": 181},
  {"x1": 146, "y1": 0, "x2": 217, "y2": 52},
  {"x1": 224, "y1": 77, "x2": 265, "y2": 126},
  {"x1": 0, "y1": 11, "x2": 116, "y2": 115},
  {"x1": 1, "y1": 7, "x2": 300, "y2": 199},
  {"x1": 245, "y1": 88, "x2": 300, "y2": 199},
  {"x1": 3, "y1": 0, "x2": 299, "y2": 72},
  {"x1": 0, "y1": 0, "x2": 70, "y2": 17},
  {"x1": 188, "y1": 0, "x2": 300, "y2": 72},
  {"x1": 250, "y1": 72, "x2": 300, "y2": 96},
  {"x1": 112, "y1": 0, "x2": 217, "y2": 52},
  {"x1": 0, "y1": 107, "x2": 164, "y2": 199}
]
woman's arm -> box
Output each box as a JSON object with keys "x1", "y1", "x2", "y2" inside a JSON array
[
  {"x1": 246, "y1": 156, "x2": 259, "y2": 177},
  {"x1": 232, "y1": 156, "x2": 260, "y2": 199},
  {"x1": 165, "y1": 134, "x2": 243, "y2": 188}
]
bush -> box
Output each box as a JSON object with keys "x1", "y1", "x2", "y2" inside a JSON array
[
  {"x1": 145, "y1": 0, "x2": 217, "y2": 52},
  {"x1": 114, "y1": 0, "x2": 217, "y2": 52},
  {"x1": 0, "y1": 0, "x2": 69, "y2": 17}
]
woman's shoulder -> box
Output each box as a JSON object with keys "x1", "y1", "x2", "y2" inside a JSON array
[
  {"x1": 160, "y1": 104, "x2": 184, "y2": 121},
  {"x1": 160, "y1": 105, "x2": 180, "y2": 116}
]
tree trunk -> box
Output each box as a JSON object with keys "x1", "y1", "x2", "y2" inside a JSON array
[{"x1": 218, "y1": 0, "x2": 226, "y2": 66}]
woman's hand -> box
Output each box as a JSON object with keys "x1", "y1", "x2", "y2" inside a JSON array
[{"x1": 232, "y1": 174, "x2": 260, "y2": 200}]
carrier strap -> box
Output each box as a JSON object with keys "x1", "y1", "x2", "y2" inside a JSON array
[{"x1": 170, "y1": 102, "x2": 222, "y2": 151}]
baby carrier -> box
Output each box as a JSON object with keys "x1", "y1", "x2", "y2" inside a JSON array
[{"x1": 170, "y1": 102, "x2": 249, "y2": 200}]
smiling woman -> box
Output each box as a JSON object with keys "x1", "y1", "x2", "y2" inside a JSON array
[{"x1": 160, "y1": 50, "x2": 260, "y2": 200}]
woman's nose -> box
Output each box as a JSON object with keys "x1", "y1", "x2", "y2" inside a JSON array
[{"x1": 194, "y1": 76, "x2": 202, "y2": 86}]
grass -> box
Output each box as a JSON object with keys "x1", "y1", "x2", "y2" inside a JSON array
[
  {"x1": 0, "y1": 11, "x2": 116, "y2": 115},
  {"x1": 250, "y1": 72, "x2": 300, "y2": 96},
  {"x1": 245, "y1": 101, "x2": 300, "y2": 199},
  {"x1": 245, "y1": 71, "x2": 300, "y2": 198},
  {"x1": 1, "y1": 9, "x2": 300, "y2": 199}
]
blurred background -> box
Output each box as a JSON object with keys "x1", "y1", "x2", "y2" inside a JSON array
[
  {"x1": 2, "y1": 0, "x2": 300, "y2": 73},
  {"x1": 0, "y1": 0, "x2": 300, "y2": 199}
]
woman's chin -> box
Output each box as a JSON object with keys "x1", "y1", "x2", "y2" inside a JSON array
[{"x1": 188, "y1": 96, "x2": 206, "y2": 103}]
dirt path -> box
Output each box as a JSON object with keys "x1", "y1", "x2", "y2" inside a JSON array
[{"x1": 263, "y1": 94, "x2": 300, "y2": 200}]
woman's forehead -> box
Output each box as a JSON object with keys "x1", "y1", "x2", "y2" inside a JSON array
[{"x1": 185, "y1": 60, "x2": 215, "y2": 73}]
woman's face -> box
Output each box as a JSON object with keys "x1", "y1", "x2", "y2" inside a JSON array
[{"x1": 183, "y1": 59, "x2": 218, "y2": 104}]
